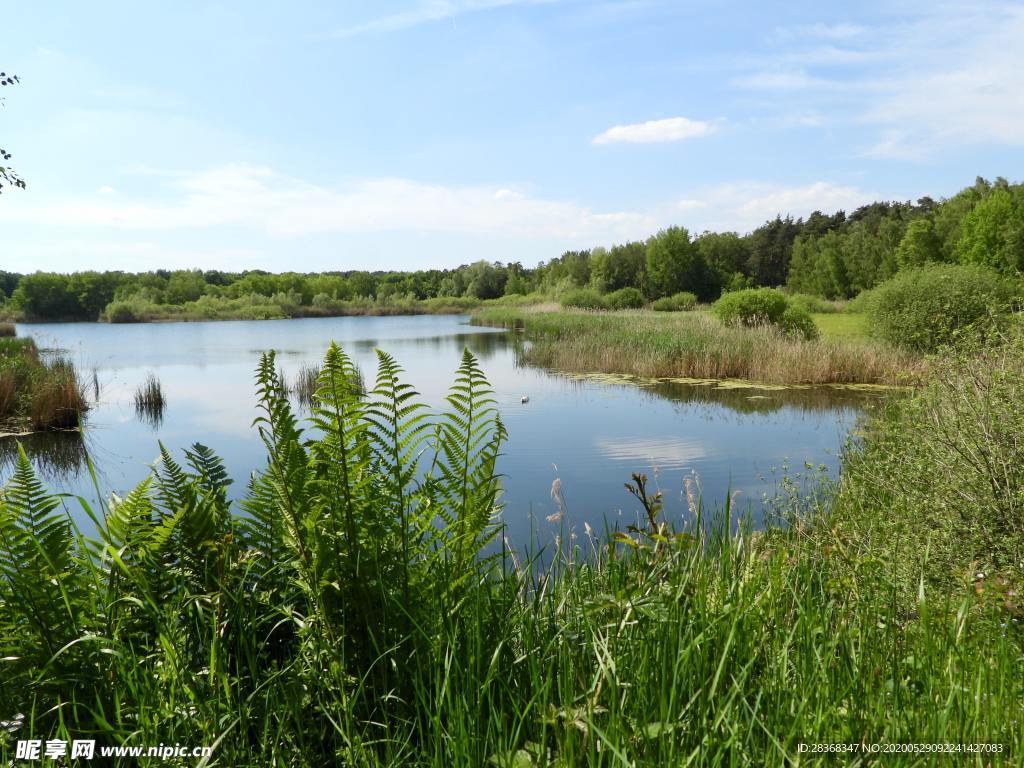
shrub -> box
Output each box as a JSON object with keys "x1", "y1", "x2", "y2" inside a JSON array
[
  {"x1": 561, "y1": 287, "x2": 607, "y2": 310},
  {"x1": 844, "y1": 287, "x2": 878, "y2": 314},
  {"x1": 832, "y1": 333, "x2": 1024, "y2": 592},
  {"x1": 0, "y1": 322, "x2": 15, "y2": 337},
  {"x1": 604, "y1": 287, "x2": 645, "y2": 310},
  {"x1": 788, "y1": 293, "x2": 839, "y2": 314},
  {"x1": 865, "y1": 264, "x2": 1019, "y2": 352},
  {"x1": 651, "y1": 291, "x2": 697, "y2": 312},
  {"x1": 779, "y1": 305, "x2": 819, "y2": 340},
  {"x1": 712, "y1": 288, "x2": 818, "y2": 340},
  {"x1": 104, "y1": 299, "x2": 142, "y2": 323}
]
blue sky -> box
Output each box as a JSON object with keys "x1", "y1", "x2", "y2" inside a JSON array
[{"x1": 2, "y1": 0, "x2": 1023, "y2": 273}]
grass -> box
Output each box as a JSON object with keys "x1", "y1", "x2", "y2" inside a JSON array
[
  {"x1": 0, "y1": 338, "x2": 1021, "y2": 765},
  {"x1": 811, "y1": 311, "x2": 869, "y2": 340},
  {"x1": 475, "y1": 306, "x2": 921, "y2": 385},
  {"x1": 0, "y1": 337, "x2": 89, "y2": 431},
  {"x1": 133, "y1": 372, "x2": 166, "y2": 427}
]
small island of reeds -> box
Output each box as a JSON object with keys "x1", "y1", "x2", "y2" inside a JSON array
[{"x1": 0, "y1": 334, "x2": 89, "y2": 432}]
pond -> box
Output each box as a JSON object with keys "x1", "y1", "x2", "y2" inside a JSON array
[{"x1": 4, "y1": 315, "x2": 874, "y2": 549}]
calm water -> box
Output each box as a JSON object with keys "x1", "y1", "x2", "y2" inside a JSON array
[{"x1": 5, "y1": 315, "x2": 872, "y2": 548}]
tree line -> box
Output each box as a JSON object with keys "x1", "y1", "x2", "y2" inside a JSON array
[{"x1": 2, "y1": 176, "x2": 1021, "y2": 321}]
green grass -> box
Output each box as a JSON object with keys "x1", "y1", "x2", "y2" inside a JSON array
[
  {"x1": 0, "y1": 337, "x2": 1021, "y2": 765},
  {"x1": 475, "y1": 306, "x2": 919, "y2": 385},
  {"x1": 811, "y1": 311, "x2": 869, "y2": 340}
]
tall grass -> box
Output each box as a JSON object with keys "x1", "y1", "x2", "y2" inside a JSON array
[
  {"x1": 475, "y1": 307, "x2": 923, "y2": 385},
  {"x1": 133, "y1": 372, "x2": 166, "y2": 427},
  {"x1": 0, "y1": 322, "x2": 15, "y2": 337},
  {"x1": 0, "y1": 341, "x2": 1020, "y2": 765},
  {"x1": 0, "y1": 337, "x2": 88, "y2": 430}
]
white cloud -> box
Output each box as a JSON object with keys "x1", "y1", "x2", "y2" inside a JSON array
[
  {"x1": 861, "y1": 6, "x2": 1024, "y2": 158},
  {"x1": 97, "y1": 185, "x2": 115, "y2": 194},
  {"x1": 594, "y1": 436, "x2": 705, "y2": 468},
  {"x1": 672, "y1": 181, "x2": 874, "y2": 234},
  {"x1": 592, "y1": 117, "x2": 718, "y2": 145},
  {"x1": 0, "y1": 165, "x2": 658, "y2": 243},
  {"x1": 740, "y1": 3, "x2": 1024, "y2": 158}
]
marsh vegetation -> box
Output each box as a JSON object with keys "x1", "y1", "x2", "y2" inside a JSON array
[
  {"x1": 474, "y1": 306, "x2": 922, "y2": 385},
  {"x1": 0, "y1": 337, "x2": 88, "y2": 431},
  {"x1": 133, "y1": 372, "x2": 166, "y2": 427}
]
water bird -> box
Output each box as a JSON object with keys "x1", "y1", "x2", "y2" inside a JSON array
[{"x1": 521, "y1": 395, "x2": 530, "y2": 403}]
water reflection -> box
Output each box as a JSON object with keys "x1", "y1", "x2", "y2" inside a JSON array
[{"x1": 0, "y1": 430, "x2": 89, "y2": 482}]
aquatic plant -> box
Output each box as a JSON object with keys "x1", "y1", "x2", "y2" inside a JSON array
[
  {"x1": 289, "y1": 360, "x2": 365, "y2": 407},
  {"x1": 0, "y1": 338, "x2": 88, "y2": 430},
  {"x1": 133, "y1": 372, "x2": 166, "y2": 427}
]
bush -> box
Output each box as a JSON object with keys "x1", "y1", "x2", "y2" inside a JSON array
[
  {"x1": 844, "y1": 287, "x2": 878, "y2": 314},
  {"x1": 865, "y1": 264, "x2": 1019, "y2": 352},
  {"x1": 779, "y1": 305, "x2": 819, "y2": 340},
  {"x1": 604, "y1": 287, "x2": 645, "y2": 310},
  {"x1": 712, "y1": 288, "x2": 818, "y2": 340},
  {"x1": 788, "y1": 293, "x2": 839, "y2": 314},
  {"x1": 651, "y1": 291, "x2": 697, "y2": 312},
  {"x1": 561, "y1": 288, "x2": 607, "y2": 310},
  {"x1": 832, "y1": 333, "x2": 1024, "y2": 592},
  {"x1": 103, "y1": 298, "x2": 146, "y2": 323}
]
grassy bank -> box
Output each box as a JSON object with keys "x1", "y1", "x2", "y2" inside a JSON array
[
  {"x1": 1, "y1": 338, "x2": 1021, "y2": 765},
  {"x1": 98, "y1": 292, "x2": 490, "y2": 322},
  {"x1": 0, "y1": 337, "x2": 88, "y2": 431},
  {"x1": 474, "y1": 306, "x2": 920, "y2": 385}
]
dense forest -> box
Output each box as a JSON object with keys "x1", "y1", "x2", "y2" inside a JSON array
[{"x1": 2, "y1": 176, "x2": 1021, "y2": 321}]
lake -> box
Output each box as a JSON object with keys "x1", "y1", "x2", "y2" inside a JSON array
[{"x1": 4, "y1": 314, "x2": 873, "y2": 549}]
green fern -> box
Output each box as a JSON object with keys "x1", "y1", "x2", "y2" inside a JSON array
[{"x1": 428, "y1": 348, "x2": 507, "y2": 569}]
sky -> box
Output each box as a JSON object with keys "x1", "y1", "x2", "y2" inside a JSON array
[{"x1": 2, "y1": 0, "x2": 1023, "y2": 274}]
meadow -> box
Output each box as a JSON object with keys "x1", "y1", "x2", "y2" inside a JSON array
[{"x1": 0, "y1": 331, "x2": 1020, "y2": 766}]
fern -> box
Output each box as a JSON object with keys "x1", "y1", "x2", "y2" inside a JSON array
[
  {"x1": 428, "y1": 349, "x2": 507, "y2": 571},
  {"x1": 364, "y1": 349, "x2": 433, "y2": 602}
]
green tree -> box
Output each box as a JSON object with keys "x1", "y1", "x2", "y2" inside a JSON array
[
  {"x1": 956, "y1": 183, "x2": 1024, "y2": 274},
  {"x1": 165, "y1": 270, "x2": 207, "y2": 304},
  {"x1": 464, "y1": 261, "x2": 507, "y2": 300},
  {"x1": 746, "y1": 216, "x2": 802, "y2": 287},
  {"x1": 645, "y1": 227, "x2": 713, "y2": 299},
  {"x1": 592, "y1": 241, "x2": 646, "y2": 293},
  {"x1": 11, "y1": 273, "x2": 80, "y2": 319},
  {"x1": 696, "y1": 231, "x2": 749, "y2": 295},
  {"x1": 895, "y1": 218, "x2": 944, "y2": 269},
  {"x1": 69, "y1": 271, "x2": 124, "y2": 319}
]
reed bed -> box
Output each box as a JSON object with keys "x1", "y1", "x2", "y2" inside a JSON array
[
  {"x1": 0, "y1": 338, "x2": 89, "y2": 430},
  {"x1": 475, "y1": 307, "x2": 924, "y2": 385}
]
